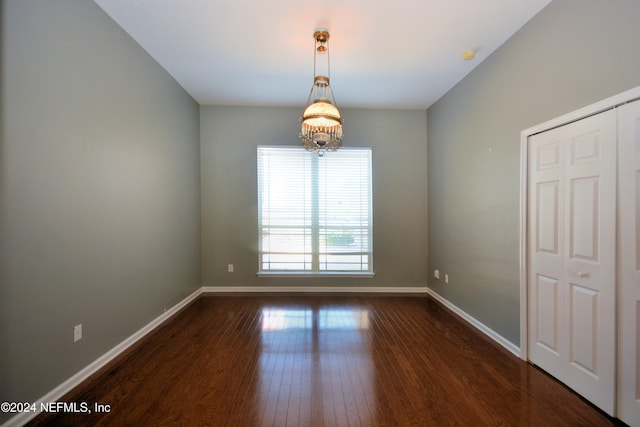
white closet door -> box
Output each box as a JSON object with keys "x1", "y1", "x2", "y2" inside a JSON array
[
  {"x1": 618, "y1": 100, "x2": 640, "y2": 427},
  {"x1": 528, "y1": 109, "x2": 616, "y2": 415}
]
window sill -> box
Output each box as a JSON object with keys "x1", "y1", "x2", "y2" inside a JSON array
[{"x1": 257, "y1": 271, "x2": 375, "y2": 278}]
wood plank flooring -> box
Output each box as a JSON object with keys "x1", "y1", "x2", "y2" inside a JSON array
[{"x1": 28, "y1": 295, "x2": 623, "y2": 426}]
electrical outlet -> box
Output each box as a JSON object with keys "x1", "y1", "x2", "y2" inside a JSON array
[
  {"x1": 74, "y1": 324, "x2": 82, "y2": 342},
  {"x1": 434, "y1": 269, "x2": 440, "y2": 279},
  {"x1": 445, "y1": 274, "x2": 449, "y2": 284},
  {"x1": 228, "y1": 264, "x2": 234, "y2": 273}
]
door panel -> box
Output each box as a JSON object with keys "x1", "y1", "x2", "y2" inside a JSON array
[
  {"x1": 618, "y1": 100, "x2": 640, "y2": 426},
  {"x1": 536, "y1": 274, "x2": 559, "y2": 352},
  {"x1": 537, "y1": 181, "x2": 560, "y2": 254},
  {"x1": 528, "y1": 109, "x2": 616, "y2": 415},
  {"x1": 529, "y1": 132, "x2": 567, "y2": 379},
  {"x1": 571, "y1": 130, "x2": 600, "y2": 164},
  {"x1": 569, "y1": 176, "x2": 599, "y2": 261},
  {"x1": 569, "y1": 283, "x2": 597, "y2": 374},
  {"x1": 538, "y1": 142, "x2": 561, "y2": 169}
]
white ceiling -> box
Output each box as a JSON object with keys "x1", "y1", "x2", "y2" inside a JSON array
[{"x1": 94, "y1": 0, "x2": 551, "y2": 110}]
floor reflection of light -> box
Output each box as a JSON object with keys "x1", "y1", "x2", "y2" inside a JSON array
[
  {"x1": 318, "y1": 308, "x2": 369, "y2": 330},
  {"x1": 260, "y1": 307, "x2": 369, "y2": 331},
  {"x1": 258, "y1": 305, "x2": 373, "y2": 425},
  {"x1": 261, "y1": 308, "x2": 312, "y2": 331}
]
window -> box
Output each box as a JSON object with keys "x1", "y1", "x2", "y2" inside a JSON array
[{"x1": 257, "y1": 146, "x2": 373, "y2": 275}]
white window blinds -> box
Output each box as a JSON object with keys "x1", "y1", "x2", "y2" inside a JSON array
[{"x1": 257, "y1": 146, "x2": 373, "y2": 274}]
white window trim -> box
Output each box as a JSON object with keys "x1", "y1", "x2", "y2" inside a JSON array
[{"x1": 256, "y1": 271, "x2": 376, "y2": 278}]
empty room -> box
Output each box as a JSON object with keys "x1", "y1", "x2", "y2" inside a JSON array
[{"x1": 2, "y1": 0, "x2": 640, "y2": 426}]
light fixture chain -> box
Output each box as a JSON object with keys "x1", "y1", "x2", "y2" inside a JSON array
[
  {"x1": 313, "y1": 35, "x2": 318, "y2": 78},
  {"x1": 326, "y1": 37, "x2": 331, "y2": 79}
]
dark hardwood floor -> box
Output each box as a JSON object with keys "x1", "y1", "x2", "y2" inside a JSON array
[{"x1": 29, "y1": 295, "x2": 623, "y2": 426}]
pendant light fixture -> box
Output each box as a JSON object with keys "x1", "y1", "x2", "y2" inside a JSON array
[{"x1": 300, "y1": 28, "x2": 343, "y2": 156}]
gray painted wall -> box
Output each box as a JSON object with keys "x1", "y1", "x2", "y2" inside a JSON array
[
  {"x1": 201, "y1": 106, "x2": 428, "y2": 288},
  {"x1": 0, "y1": 0, "x2": 201, "y2": 416},
  {"x1": 9, "y1": 0, "x2": 637, "y2": 417},
  {"x1": 427, "y1": 0, "x2": 640, "y2": 345}
]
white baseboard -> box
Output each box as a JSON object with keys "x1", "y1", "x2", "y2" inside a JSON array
[
  {"x1": 202, "y1": 285, "x2": 429, "y2": 294},
  {"x1": 5, "y1": 285, "x2": 516, "y2": 427},
  {"x1": 2, "y1": 287, "x2": 202, "y2": 427},
  {"x1": 426, "y1": 288, "x2": 521, "y2": 358}
]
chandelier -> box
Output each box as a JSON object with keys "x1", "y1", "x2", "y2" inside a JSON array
[{"x1": 300, "y1": 29, "x2": 343, "y2": 155}]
